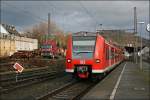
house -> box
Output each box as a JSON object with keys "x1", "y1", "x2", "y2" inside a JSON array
[{"x1": 0, "y1": 24, "x2": 38, "y2": 57}]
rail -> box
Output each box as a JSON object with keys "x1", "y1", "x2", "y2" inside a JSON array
[
  {"x1": 37, "y1": 80, "x2": 98, "y2": 100},
  {"x1": 0, "y1": 71, "x2": 65, "y2": 93}
]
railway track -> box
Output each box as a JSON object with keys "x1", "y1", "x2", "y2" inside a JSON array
[
  {"x1": 0, "y1": 71, "x2": 65, "y2": 93},
  {"x1": 37, "y1": 80, "x2": 98, "y2": 100},
  {"x1": 0, "y1": 62, "x2": 14, "y2": 66},
  {"x1": 36, "y1": 63, "x2": 122, "y2": 100},
  {"x1": 0, "y1": 58, "x2": 65, "y2": 72}
]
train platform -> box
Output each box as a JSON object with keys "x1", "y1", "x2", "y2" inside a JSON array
[{"x1": 82, "y1": 61, "x2": 150, "y2": 100}]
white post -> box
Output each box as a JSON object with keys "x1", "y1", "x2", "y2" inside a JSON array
[
  {"x1": 16, "y1": 72, "x2": 18, "y2": 82},
  {"x1": 140, "y1": 25, "x2": 142, "y2": 70},
  {"x1": 137, "y1": 22, "x2": 144, "y2": 70}
]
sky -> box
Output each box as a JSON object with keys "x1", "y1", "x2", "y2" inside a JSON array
[{"x1": 1, "y1": 1, "x2": 149, "y2": 39}]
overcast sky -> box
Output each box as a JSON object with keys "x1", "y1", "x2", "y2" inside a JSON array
[{"x1": 1, "y1": 1, "x2": 149, "y2": 39}]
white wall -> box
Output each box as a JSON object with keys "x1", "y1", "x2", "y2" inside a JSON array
[{"x1": 14, "y1": 36, "x2": 38, "y2": 51}]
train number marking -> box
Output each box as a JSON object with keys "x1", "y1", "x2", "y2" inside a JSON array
[{"x1": 80, "y1": 60, "x2": 85, "y2": 64}]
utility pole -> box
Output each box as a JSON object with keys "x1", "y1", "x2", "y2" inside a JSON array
[
  {"x1": 100, "y1": 24, "x2": 102, "y2": 33},
  {"x1": 98, "y1": 24, "x2": 103, "y2": 34},
  {"x1": 48, "y1": 13, "x2": 51, "y2": 39},
  {"x1": 134, "y1": 7, "x2": 138, "y2": 64},
  {"x1": 137, "y1": 22, "x2": 145, "y2": 70},
  {"x1": 149, "y1": 0, "x2": 150, "y2": 57}
]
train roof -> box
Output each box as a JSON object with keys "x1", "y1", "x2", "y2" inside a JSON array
[
  {"x1": 72, "y1": 31, "x2": 123, "y2": 50},
  {"x1": 72, "y1": 31, "x2": 97, "y2": 36}
]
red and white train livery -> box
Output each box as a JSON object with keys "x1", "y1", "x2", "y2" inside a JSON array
[{"x1": 66, "y1": 32, "x2": 124, "y2": 79}]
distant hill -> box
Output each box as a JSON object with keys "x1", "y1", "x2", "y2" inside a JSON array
[{"x1": 99, "y1": 30, "x2": 149, "y2": 47}]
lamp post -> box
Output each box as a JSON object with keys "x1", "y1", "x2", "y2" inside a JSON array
[
  {"x1": 146, "y1": 24, "x2": 150, "y2": 56},
  {"x1": 99, "y1": 24, "x2": 103, "y2": 33},
  {"x1": 137, "y1": 21, "x2": 144, "y2": 70}
]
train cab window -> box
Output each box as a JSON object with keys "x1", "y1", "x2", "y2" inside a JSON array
[
  {"x1": 72, "y1": 36, "x2": 96, "y2": 59},
  {"x1": 41, "y1": 45, "x2": 52, "y2": 49}
]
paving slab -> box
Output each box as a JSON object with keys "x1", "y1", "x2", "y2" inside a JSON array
[
  {"x1": 82, "y1": 61, "x2": 150, "y2": 100},
  {"x1": 114, "y1": 62, "x2": 150, "y2": 100},
  {"x1": 82, "y1": 62, "x2": 126, "y2": 100}
]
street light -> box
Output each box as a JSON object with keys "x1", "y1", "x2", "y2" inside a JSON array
[
  {"x1": 99, "y1": 24, "x2": 103, "y2": 33},
  {"x1": 137, "y1": 21, "x2": 145, "y2": 70}
]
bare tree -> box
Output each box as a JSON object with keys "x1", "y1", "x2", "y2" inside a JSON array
[{"x1": 24, "y1": 21, "x2": 67, "y2": 48}]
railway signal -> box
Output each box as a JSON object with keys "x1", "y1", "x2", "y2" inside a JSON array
[
  {"x1": 13, "y1": 62, "x2": 24, "y2": 73},
  {"x1": 13, "y1": 62, "x2": 24, "y2": 82}
]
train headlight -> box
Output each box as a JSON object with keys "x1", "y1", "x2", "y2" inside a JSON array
[
  {"x1": 67, "y1": 59, "x2": 71, "y2": 63},
  {"x1": 95, "y1": 59, "x2": 100, "y2": 63}
]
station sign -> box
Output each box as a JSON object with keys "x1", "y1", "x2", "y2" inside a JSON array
[
  {"x1": 146, "y1": 24, "x2": 150, "y2": 32},
  {"x1": 13, "y1": 62, "x2": 24, "y2": 73}
]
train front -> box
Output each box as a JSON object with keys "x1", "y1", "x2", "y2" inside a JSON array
[{"x1": 66, "y1": 32, "x2": 98, "y2": 79}]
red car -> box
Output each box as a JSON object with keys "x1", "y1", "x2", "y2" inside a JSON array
[{"x1": 66, "y1": 32, "x2": 124, "y2": 79}]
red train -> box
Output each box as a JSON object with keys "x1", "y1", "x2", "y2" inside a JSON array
[
  {"x1": 66, "y1": 32, "x2": 124, "y2": 79},
  {"x1": 40, "y1": 40, "x2": 58, "y2": 58}
]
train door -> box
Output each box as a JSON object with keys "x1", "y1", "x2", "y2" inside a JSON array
[
  {"x1": 109, "y1": 46, "x2": 111, "y2": 66},
  {"x1": 113, "y1": 48, "x2": 115, "y2": 64},
  {"x1": 105, "y1": 44, "x2": 109, "y2": 68}
]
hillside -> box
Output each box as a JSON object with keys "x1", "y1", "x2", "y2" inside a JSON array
[{"x1": 100, "y1": 30, "x2": 149, "y2": 47}]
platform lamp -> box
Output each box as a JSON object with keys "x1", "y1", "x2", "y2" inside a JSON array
[
  {"x1": 99, "y1": 24, "x2": 103, "y2": 34},
  {"x1": 137, "y1": 21, "x2": 145, "y2": 70}
]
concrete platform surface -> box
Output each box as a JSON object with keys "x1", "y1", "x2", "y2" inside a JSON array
[{"x1": 82, "y1": 61, "x2": 150, "y2": 100}]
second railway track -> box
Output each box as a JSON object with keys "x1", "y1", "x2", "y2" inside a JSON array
[
  {"x1": 36, "y1": 65, "x2": 119, "y2": 100},
  {"x1": 0, "y1": 71, "x2": 65, "y2": 93},
  {"x1": 37, "y1": 80, "x2": 98, "y2": 100}
]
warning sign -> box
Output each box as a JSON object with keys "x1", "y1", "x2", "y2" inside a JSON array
[{"x1": 13, "y1": 62, "x2": 24, "y2": 73}]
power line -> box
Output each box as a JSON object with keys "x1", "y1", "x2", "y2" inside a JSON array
[
  {"x1": 79, "y1": 1, "x2": 98, "y2": 30},
  {"x1": 50, "y1": 2, "x2": 90, "y2": 31},
  {"x1": 48, "y1": 13, "x2": 50, "y2": 35},
  {"x1": 2, "y1": 3, "x2": 47, "y2": 23}
]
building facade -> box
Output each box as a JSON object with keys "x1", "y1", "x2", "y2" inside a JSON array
[{"x1": 0, "y1": 24, "x2": 38, "y2": 57}]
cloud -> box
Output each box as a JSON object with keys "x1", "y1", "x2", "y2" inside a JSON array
[{"x1": 1, "y1": 1, "x2": 149, "y2": 37}]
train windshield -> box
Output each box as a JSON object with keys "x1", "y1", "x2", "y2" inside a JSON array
[
  {"x1": 41, "y1": 45, "x2": 52, "y2": 49},
  {"x1": 72, "y1": 36, "x2": 96, "y2": 59}
]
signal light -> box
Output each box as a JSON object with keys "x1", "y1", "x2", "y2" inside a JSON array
[
  {"x1": 95, "y1": 59, "x2": 100, "y2": 63},
  {"x1": 67, "y1": 59, "x2": 71, "y2": 63}
]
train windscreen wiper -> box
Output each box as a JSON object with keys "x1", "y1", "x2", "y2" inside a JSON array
[{"x1": 73, "y1": 51, "x2": 93, "y2": 55}]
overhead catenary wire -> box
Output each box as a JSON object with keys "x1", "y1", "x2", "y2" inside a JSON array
[
  {"x1": 50, "y1": 2, "x2": 91, "y2": 32},
  {"x1": 79, "y1": 1, "x2": 98, "y2": 31},
  {"x1": 2, "y1": 2, "x2": 98, "y2": 33},
  {"x1": 2, "y1": 2, "x2": 47, "y2": 23}
]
